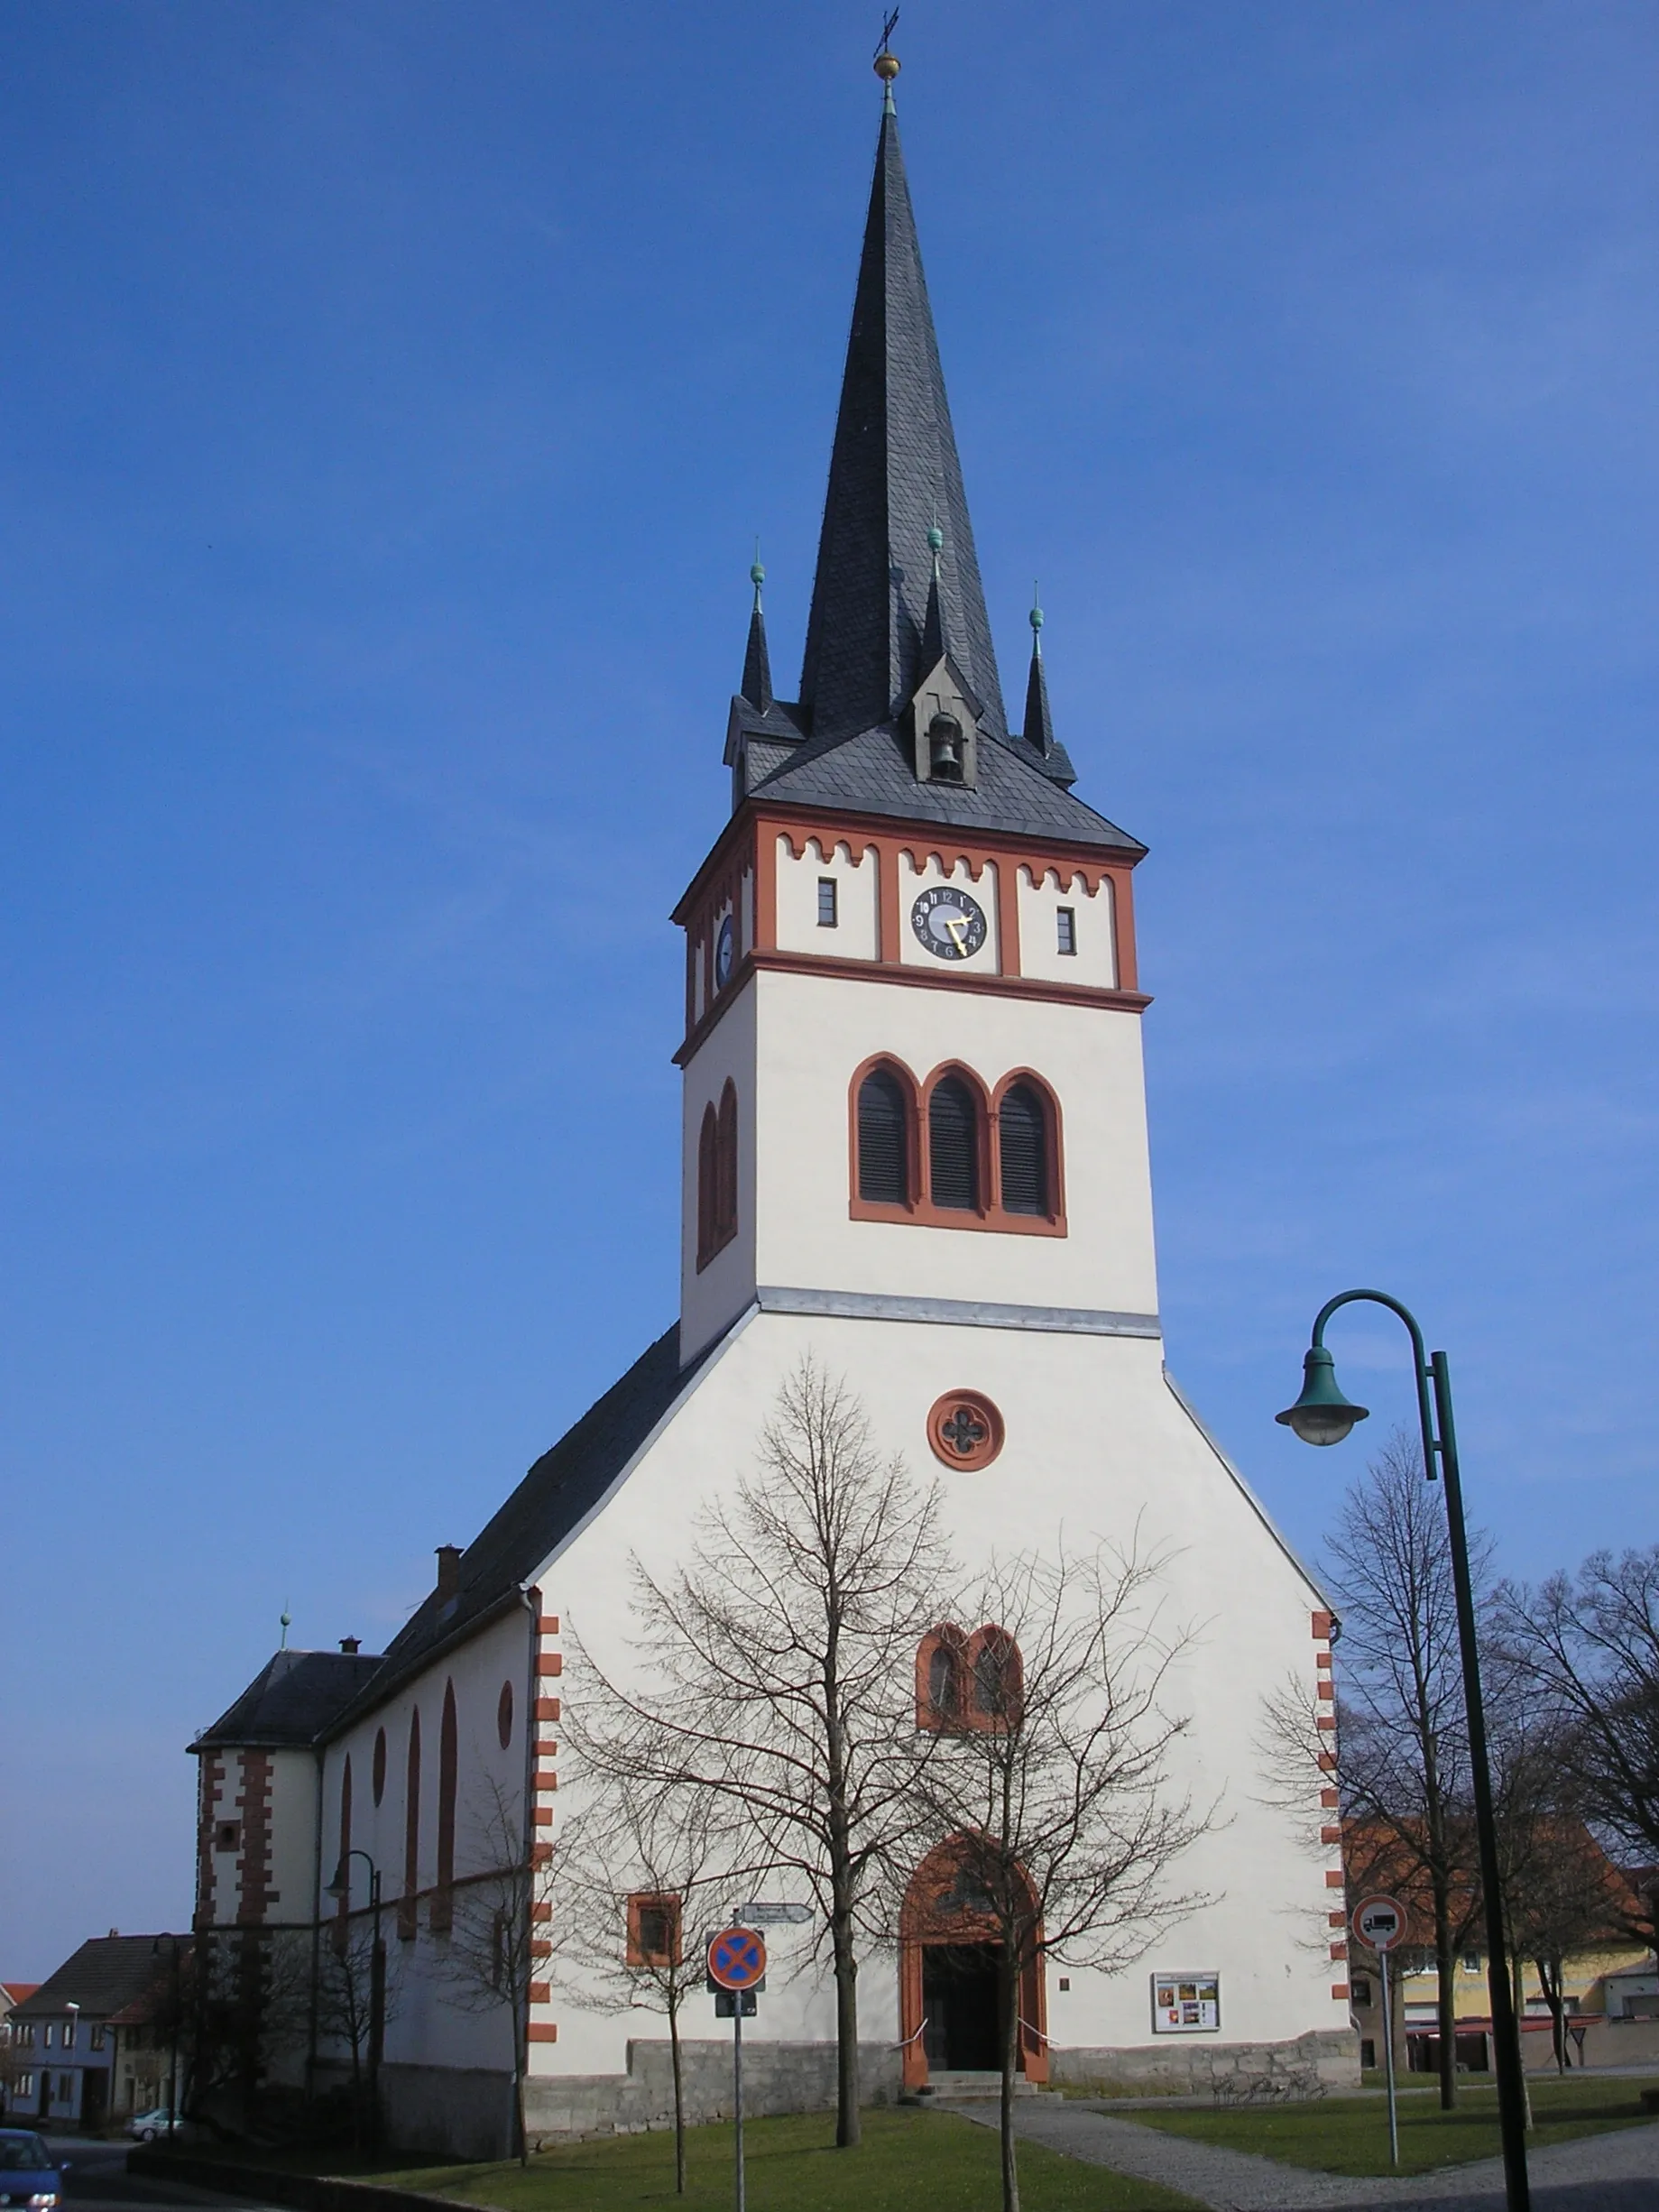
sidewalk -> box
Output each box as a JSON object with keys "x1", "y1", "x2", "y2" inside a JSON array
[{"x1": 942, "y1": 2096, "x2": 1659, "y2": 2211}]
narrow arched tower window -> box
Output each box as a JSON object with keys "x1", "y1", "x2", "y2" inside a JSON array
[
  {"x1": 857, "y1": 1067, "x2": 909, "y2": 1204},
  {"x1": 400, "y1": 1707, "x2": 420, "y2": 1940},
  {"x1": 998, "y1": 1083, "x2": 1049, "y2": 1215},
  {"x1": 432, "y1": 1678, "x2": 457, "y2": 1933},
  {"x1": 928, "y1": 1075, "x2": 979, "y2": 1212}
]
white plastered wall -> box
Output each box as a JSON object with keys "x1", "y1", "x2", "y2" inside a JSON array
[
  {"x1": 532, "y1": 1305, "x2": 1341, "y2": 2079},
  {"x1": 1018, "y1": 866, "x2": 1117, "y2": 989},
  {"x1": 317, "y1": 1606, "x2": 535, "y2": 2077},
  {"x1": 747, "y1": 967, "x2": 1159, "y2": 1319},
  {"x1": 774, "y1": 836, "x2": 880, "y2": 961}
]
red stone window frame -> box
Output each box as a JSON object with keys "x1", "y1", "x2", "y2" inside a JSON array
[
  {"x1": 696, "y1": 1079, "x2": 739, "y2": 1271},
  {"x1": 916, "y1": 1623, "x2": 1025, "y2": 1733},
  {"x1": 926, "y1": 1389, "x2": 1005, "y2": 1470},
  {"x1": 848, "y1": 1057, "x2": 1065, "y2": 1236},
  {"x1": 626, "y1": 1893, "x2": 683, "y2": 1969}
]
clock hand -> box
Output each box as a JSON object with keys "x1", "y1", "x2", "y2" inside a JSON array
[{"x1": 944, "y1": 915, "x2": 969, "y2": 953}]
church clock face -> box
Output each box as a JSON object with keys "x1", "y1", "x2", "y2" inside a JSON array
[
  {"x1": 714, "y1": 915, "x2": 735, "y2": 989},
  {"x1": 910, "y1": 885, "x2": 987, "y2": 962}
]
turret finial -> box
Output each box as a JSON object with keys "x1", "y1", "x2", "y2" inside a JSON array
[
  {"x1": 875, "y1": 10, "x2": 899, "y2": 109},
  {"x1": 1030, "y1": 583, "x2": 1044, "y2": 650},
  {"x1": 926, "y1": 519, "x2": 944, "y2": 584},
  {"x1": 751, "y1": 538, "x2": 765, "y2": 609},
  {"x1": 280, "y1": 1603, "x2": 291, "y2": 1650}
]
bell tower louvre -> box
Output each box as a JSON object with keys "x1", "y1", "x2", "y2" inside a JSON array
[{"x1": 673, "y1": 71, "x2": 1160, "y2": 1365}]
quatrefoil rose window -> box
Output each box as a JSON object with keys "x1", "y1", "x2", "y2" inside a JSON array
[{"x1": 926, "y1": 1389, "x2": 1005, "y2": 1471}]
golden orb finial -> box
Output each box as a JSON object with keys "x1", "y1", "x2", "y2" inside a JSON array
[{"x1": 874, "y1": 50, "x2": 900, "y2": 83}]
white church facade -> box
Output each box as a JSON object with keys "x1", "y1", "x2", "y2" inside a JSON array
[{"x1": 191, "y1": 72, "x2": 1356, "y2": 2159}]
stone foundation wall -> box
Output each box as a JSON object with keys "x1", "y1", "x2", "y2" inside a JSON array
[
  {"x1": 381, "y1": 2041, "x2": 903, "y2": 2161},
  {"x1": 1049, "y1": 2027, "x2": 1359, "y2": 2098},
  {"x1": 524, "y1": 2038, "x2": 901, "y2": 2143}
]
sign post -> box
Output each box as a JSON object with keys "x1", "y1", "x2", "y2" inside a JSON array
[
  {"x1": 707, "y1": 1926, "x2": 767, "y2": 2212},
  {"x1": 1353, "y1": 1895, "x2": 1409, "y2": 2168}
]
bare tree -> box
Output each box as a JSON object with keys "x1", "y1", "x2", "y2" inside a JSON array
[
  {"x1": 316, "y1": 1921, "x2": 397, "y2": 2147},
  {"x1": 1496, "y1": 1546, "x2": 1659, "y2": 1953},
  {"x1": 550, "y1": 1755, "x2": 746, "y2": 2195},
  {"x1": 902, "y1": 1541, "x2": 1208, "y2": 2212},
  {"x1": 1325, "y1": 1430, "x2": 1490, "y2": 2109},
  {"x1": 444, "y1": 1778, "x2": 548, "y2": 2166},
  {"x1": 573, "y1": 1357, "x2": 952, "y2": 2149}
]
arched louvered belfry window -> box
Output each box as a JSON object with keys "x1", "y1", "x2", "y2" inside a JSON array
[
  {"x1": 998, "y1": 1082, "x2": 1050, "y2": 1216},
  {"x1": 857, "y1": 1066, "x2": 909, "y2": 1205},
  {"x1": 928, "y1": 1074, "x2": 980, "y2": 1212},
  {"x1": 431, "y1": 1679, "x2": 457, "y2": 1933}
]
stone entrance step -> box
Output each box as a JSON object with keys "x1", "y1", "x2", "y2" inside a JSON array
[{"x1": 924, "y1": 2070, "x2": 1045, "y2": 2099}]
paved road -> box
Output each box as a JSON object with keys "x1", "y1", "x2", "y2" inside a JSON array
[
  {"x1": 944, "y1": 2098, "x2": 1659, "y2": 2212},
  {"x1": 45, "y1": 2141, "x2": 274, "y2": 2212}
]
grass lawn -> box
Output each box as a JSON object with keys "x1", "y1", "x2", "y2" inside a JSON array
[
  {"x1": 374, "y1": 2107, "x2": 1203, "y2": 2211},
  {"x1": 1126, "y1": 2072, "x2": 1659, "y2": 2178}
]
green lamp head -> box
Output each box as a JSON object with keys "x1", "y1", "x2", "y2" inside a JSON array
[
  {"x1": 325, "y1": 1859, "x2": 350, "y2": 1901},
  {"x1": 1277, "y1": 1345, "x2": 1369, "y2": 1447}
]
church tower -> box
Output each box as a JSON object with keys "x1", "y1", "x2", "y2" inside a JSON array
[{"x1": 676, "y1": 80, "x2": 1157, "y2": 1367}]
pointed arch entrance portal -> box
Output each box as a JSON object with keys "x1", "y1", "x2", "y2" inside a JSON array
[{"x1": 898, "y1": 1836, "x2": 1048, "y2": 2089}]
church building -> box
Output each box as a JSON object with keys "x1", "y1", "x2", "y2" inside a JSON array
[{"x1": 191, "y1": 61, "x2": 1355, "y2": 2158}]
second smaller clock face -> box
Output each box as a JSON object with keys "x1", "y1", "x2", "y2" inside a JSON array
[
  {"x1": 714, "y1": 915, "x2": 735, "y2": 988},
  {"x1": 911, "y1": 885, "x2": 988, "y2": 962}
]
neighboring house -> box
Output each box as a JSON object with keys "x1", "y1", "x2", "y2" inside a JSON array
[
  {"x1": 5, "y1": 1938, "x2": 189, "y2": 2130},
  {"x1": 1342, "y1": 1826, "x2": 1656, "y2": 2074},
  {"x1": 191, "y1": 67, "x2": 1352, "y2": 2161},
  {"x1": 0, "y1": 1986, "x2": 41, "y2": 2115}
]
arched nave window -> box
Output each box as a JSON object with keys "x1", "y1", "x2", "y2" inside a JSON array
[{"x1": 927, "y1": 1074, "x2": 980, "y2": 1212}]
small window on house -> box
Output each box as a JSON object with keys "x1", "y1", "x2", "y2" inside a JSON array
[
  {"x1": 997, "y1": 1083, "x2": 1049, "y2": 1216},
  {"x1": 61, "y1": 2021, "x2": 76, "y2": 2050},
  {"x1": 1462, "y1": 1951, "x2": 1480, "y2": 1973},
  {"x1": 215, "y1": 1820, "x2": 241, "y2": 1853},
  {"x1": 817, "y1": 878, "x2": 838, "y2": 928},
  {"x1": 15, "y1": 2072, "x2": 32, "y2": 2098},
  {"x1": 90, "y1": 2025, "x2": 105, "y2": 2051},
  {"x1": 1360, "y1": 2039, "x2": 1376, "y2": 2071},
  {"x1": 43, "y1": 2025, "x2": 54, "y2": 2050},
  {"x1": 928, "y1": 1075, "x2": 980, "y2": 1212},
  {"x1": 1055, "y1": 907, "x2": 1076, "y2": 955},
  {"x1": 1351, "y1": 1977, "x2": 1373, "y2": 2008},
  {"x1": 856, "y1": 1067, "x2": 910, "y2": 1205},
  {"x1": 627, "y1": 1894, "x2": 682, "y2": 1968}
]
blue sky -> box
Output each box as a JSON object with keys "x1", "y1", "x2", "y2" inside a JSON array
[{"x1": 1, "y1": 2, "x2": 1654, "y2": 1976}]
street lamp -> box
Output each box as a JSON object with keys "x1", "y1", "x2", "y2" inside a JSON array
[
  {"x1": 151, "y1": 1935, "x2": 184, "y2": 2140},
  {"x1": 325, "y1": 1849, "x2": 384, "y2": 2146},
  {"x1": 1277, "y1": 1288, "x2": 1530, "y2": 2212}
]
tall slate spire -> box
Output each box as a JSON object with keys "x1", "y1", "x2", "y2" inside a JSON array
[
  {"x1": 740, "y1": 556, "x2": 774, "y2": 712},
  {"x1": 797, "y1": 94, "x2": 1007, "y2": 748}
]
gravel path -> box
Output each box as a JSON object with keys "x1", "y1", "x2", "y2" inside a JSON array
[{"x1": 940, "y1": 2095, "x2": 1659, "y2": 2211}]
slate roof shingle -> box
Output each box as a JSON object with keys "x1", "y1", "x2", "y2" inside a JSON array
[{"x1": 13, "y1": 1938, "x2": 184, "y2": 2023}]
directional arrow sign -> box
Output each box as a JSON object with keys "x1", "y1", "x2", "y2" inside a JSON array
[{"x1": 707, "y1": 1925, "x2": 767, "y2": 1991}]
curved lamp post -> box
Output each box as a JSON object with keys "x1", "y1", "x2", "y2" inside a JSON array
[
  {"x1": 1278, "y1": 1290, "x2": 1529, "y2": 2212},
  {"x1": 325, "y1": 1848, "x2": 384, "y2": 2145}
]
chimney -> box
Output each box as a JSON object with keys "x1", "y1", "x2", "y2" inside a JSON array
[
  {"x1": 339, "y1": 1636, "x2": 361, "y2": 1655},
  {"x1": 435, "y1": 1545, "x2": 463, "y2": 1601}
]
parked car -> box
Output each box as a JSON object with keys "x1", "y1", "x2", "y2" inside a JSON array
[
  {"x1": 0, "y1": 2127, "x2": 67, "y2": 2207},
  {"x1": 124, "y1": 2109, "x2": 180, "y2": 2143}
]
